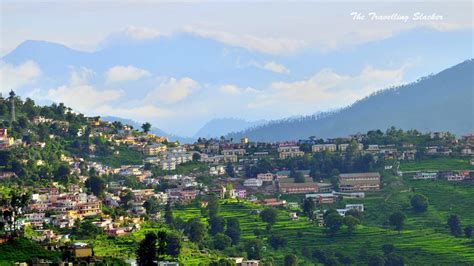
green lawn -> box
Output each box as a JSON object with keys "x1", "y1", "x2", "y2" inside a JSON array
[{"x1": 400, "y1": 157, "x2": 474, "y2": 171}]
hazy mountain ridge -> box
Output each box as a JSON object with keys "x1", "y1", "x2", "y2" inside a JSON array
[{"x1": 227, "y1": 59, "x2": 474, "y2": 141}]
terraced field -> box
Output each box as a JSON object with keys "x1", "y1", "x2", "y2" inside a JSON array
[
  {"x1": 400, "y1": 157, "x2": 474, "y2": 171},
  {"x1": 85, "y1": 174, "x2": 474, "y2": 265}
]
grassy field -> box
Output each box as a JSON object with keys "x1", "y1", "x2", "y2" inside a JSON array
[
  {"x1": 82, "y1": 173, "x2": 474, "y2": 264},
  {"x1": 400, "y1": 157, "x2": 474, "y2": 171}
]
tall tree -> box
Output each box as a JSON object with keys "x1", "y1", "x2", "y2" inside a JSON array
[
  {"x1": 302, "y1": 198, "x2": 315, "y2": 218},
  {"x1": 208, "y1": 216, "x2": 225, "y2": 236},
  {"x1": 389, "y1": 211, "x2": 406, "y2": 233},
  {"x1": 245, "y1": 239, "x2": 263, "y2": 260},
  {"x1": 207, "y1": 193, "x2": 220, "y2": 218},
  {"x1": 324, "y1": 211, "x2": 343, "y2": 236},
  {"x1": 410, "y1": 194, "x2": 429, "y2": 213},
  {"x1": 447, "y1": 214, "x2": 462, "y2": 236},
  {"x1": 186, "y1": 218, "x2": 206, "y2": 243},
  {"x1": 142, "y1": 122, "x2": 152, "y2": 133},
  {"x1": 284, "y1": 254, "x2": 298, "y2": 266},
  {"x1": 343, "y1": 215, "x2": 360, "y2": 235},
  {"x1": 225, "y1": 162, "x2": 235, "y2": 178},
  {"x1": 464, "y1": 226, "x2": 473, "y2": 238},
  {"x1": 137, "y1": 233, "x2": 157, "y2": 266},
  {"x1": 225, "y1": 217, "x2": 241, "y2": 245},
  {"x1": 164, "y1": 201, "x2": 174, "y2": 227},
  {"x1": 166, "y1": 232, "x2": 182, "y2": 257},
  {"x1": 260, "y1": 208, "x2": 278, "y2": 228}
]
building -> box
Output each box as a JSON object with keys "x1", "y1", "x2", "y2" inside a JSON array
[
  {"x1": 413, "y1": 172, "x2": 437, "y2": 180},
  {"x1": 279, "y1": 182, "x2": 319, "y2": 194},
  {"x1": 257, "y1": 173, "x2": 274, "y2": 182},
  {"x1": 0, "y1": 128, "x2": 13, "y2": 149},
  {"x1": 241, "y1": 137, "x2": 249, "y2": 145},
  {"x1": 68, "y1": 243, "x2": 93, "y2": 258},
  {"x1": 243, "y1": 178, "x2": 263, "y2": 187},
  {"x1": 339, "y1": 172, "x2": 380, "y2": 191},
  {"x1": 338, "y1": 143, "x2": 364, "y2": 152},
  {"x1": 312, "y1": 144, "x2": 337, "y2": 152},
  {"x1": 305, "y1": 193, "x2": 337, "y2": 204},
  {"x1": 278, "y1": 145, "x2": 304, "y2": 159},
  {"x1": 143, "y1": 144, "x2": 167, "y2": 156},
  {"x1": 222, "y1": 149, "x2": 245, "y2": 156}
]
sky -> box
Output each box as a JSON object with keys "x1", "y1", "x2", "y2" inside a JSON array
[{"x1": 0, "y1": 0, "x2": 473, "y2": 136}]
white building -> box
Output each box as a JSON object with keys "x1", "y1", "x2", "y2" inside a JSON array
[{"x1": 243, "y1": 178, "x2": 263, "y2": 187}]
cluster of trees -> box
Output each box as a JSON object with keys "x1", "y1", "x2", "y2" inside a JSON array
[
  {"x1": 447, "y1": 214, "x2": 472, "y2": 238},
  {"x1": 136, "y1": 231, "x2": 182, "y2": 265},
  {"x1": 323, "y1": 209, "x2": 361, "y2": 236}
]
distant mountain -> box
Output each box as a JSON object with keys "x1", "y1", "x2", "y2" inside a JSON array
[
  {"x1": 193, "y1": 118, "x2": 267, "y2": 139},
  {"x1": 101, "y1": 116, "x2": 195, "y2": 144},
  {"x1": 228, "y1": 59, "x2": 474, "y2": 141}
]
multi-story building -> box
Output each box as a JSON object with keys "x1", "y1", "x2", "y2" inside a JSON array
[
  {"x1": 312, "y1": 144, "x2": 337, "y2": 152},
  {"x1": 339, "y1": 172, "x2": 381, "y2": 191}
]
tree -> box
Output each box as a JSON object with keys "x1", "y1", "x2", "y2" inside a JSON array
[
  {"x1": 164, "y1": 201, "x2": 174, "y2": 227},
  {"x1": 192, "y1": 153, "x2": 201, "y2": 162},
  {"x1": 291, "y1": 170, "x2": 305, "y2": 183},
  {"x1": 410, "y1": 194, "x2": 429, "y2": 213},
  {"x1": 382, "y1": 244, "x2": 395, "y2": 255},
  {"x1": 166, "y1": 232, "x2": 182, "y2": 257},
  {"x1": 137, "y1": 232, "x2": 157, "y2": 266},
  {"x1": 225, "y1": 217, "x2": 241, "y2": 245},
  {"x1": 213, "y1": 233, "x2": 232, "y2": 250},
  {"x1": 302, "y1": 198, "x2": 315, "y2": 218},
  {"x1": 389, "y1": 211, "x2": 406, "y2": 233},
  {"x1": 284, "y1": 254, "x2": 298, "y2": 266},
  {"x1": 447, "y1": 214, "x2": 462, "y2": 236},
  {"x1": 85, "y1": 175, "x2": 105, "y2": 196},
  {"x1": 141, "y1": 122, "x2": 152, "y2": 133},
  {"x1": 245, "y1": 239, "x2": 263, "y2": 260},
  {"x1": 464, "y1": 226, "x2": 473, "y2": 238},
  {"x1": 144, "y1": 197, "x2": 160, "y2": 215},
  {"x1": 345, "y1": 209, "x2": 363, "y2": 220},
  {"x1": 260, "y1": 208, "x2": 278, "y2": 227},
  {"x1": 324, "y1": 211, "x2": 343, "y2": 236},
  {"x1": 268, "y1": 234, "x2": 287, "y2": 249},
  {"x1": 156, "y1": 230, "x2": 167, "y2": 260},
  {"x1": 207, "y1": 193, "x2": 220, "y2": 218},
  {"x1": 208, "y1": 216, "x2": 225, "y2": 236},
  {"x1": 385, "y1": 253, "x2": 405, "y2": 266},
  {"x1": 186, "y1": 218, "x2": 206, "y2": 243},
  {"x1": 225, "y1": 162, "x2": 235, "y2": 178},
  {"x1": 343, "y1": 215, "x2": 360, "y2": 235},
  {"x1": 368, "y1": 254, "x2": 385, "y2": 266}
]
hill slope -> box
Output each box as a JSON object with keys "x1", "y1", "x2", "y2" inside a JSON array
[{"x1": 228, "y1": 59, "x2": 474, "y2": 141}]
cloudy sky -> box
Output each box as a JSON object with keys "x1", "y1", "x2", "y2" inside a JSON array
[{"x1": 1, "y1": 0, "x2": 473, "y2": 136}]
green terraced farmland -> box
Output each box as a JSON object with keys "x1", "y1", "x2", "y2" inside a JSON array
[{"x1": 400, "y1": 157, "x2": 474, "y2": 171}]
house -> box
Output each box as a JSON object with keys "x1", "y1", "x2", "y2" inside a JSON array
[
  {"x1": 158, "y1": 262, "x2": 179, "y2": 266},
  {"x1": 413, "y1": 172, "x2": 438, "y2": 180},
  {"x1": 232, "y1": 189, "x2": 247, "y2": 199},
  {"x1": 276, "y1": 170, "x2": 310, "y2": 179},
  {"x1": 440, "y1": 170, "x2": 471, "y2": 181},
  {"x1": 339, "y1": 172, "x2": 380, "y2": 191},
  {"x1": 345, "y1": 204, "x2": 364, "y2": 212},
  {"x1": 243, "y1": 178, "x2": 263, "y2": 187},
  {"x1": 257, "y1": 173, "x2": 274, "y2": 182},
  {"x1": 260, "y1": 198, "x2": 286, "y2": 206},
  {"x1": 278, "y1": 145, "x2": 304, "y2": 159},
  {"x1": 279, "y1": 182, "x2": 319, "y2": 194},
  {"x1": 0, "y1": 128, "x2": 13, "y2": 149},
  {"x1": 337, "y1": 143, "x2": 363, "y2": 152},
  {"x1": 222, "y1": 149, "x2": 245, "y2": 156},
  {"x1": 312, "y1": 144, "x2": 337, "y2": 152},
  {"x1": 305, "y1": 193, "x2": 338, "y2": 204},
  {"x1": 68, "y1": 243, "x2": 93, "y2": 258}
]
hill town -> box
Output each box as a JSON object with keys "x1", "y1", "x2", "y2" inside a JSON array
[{"x1": 1, "y1": 92, "x2": 473, "y2": 265}]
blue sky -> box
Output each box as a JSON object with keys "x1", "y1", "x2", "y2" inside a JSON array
[{"x1": 0, "y1": 1, "x2": 473, "y2": 136}]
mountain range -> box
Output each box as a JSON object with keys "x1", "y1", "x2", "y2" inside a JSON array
[{"x1": 227, "y1": 59, "x2": 474, "y2": 141}]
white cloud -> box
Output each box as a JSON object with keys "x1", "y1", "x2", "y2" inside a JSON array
[
  {"x1": 146, "y1": 77, "x2": 199, "y2": 104},
  {"x1": 185, "y1": 27, "x2": 306, "y2": 55},
  {"x1": 95, "y1": 104, "x2": 172, "y2": 119},
  {"x1": 249, "y1": 64, "x2": 408, "y2": 110},
  {"x1": 0, "y1": 60, "x2": 41, "y2": 93},
  {"x1": 47, "y1": 85, "x2": 124, "y2": 111},
  {"x1": 70, "y1": 66, "x2": 95, "y2": 86},
  {"x1": 120, "y1": 26, "x2": 161, "y2": 40},
  {"x1": 219, "y1": 84, "x2": 259, "y2": 96},
  {"x1": 262, "y1": 61, "x2": 290, "y2": 74},
  {"x1": 105, "y1": 65, "x2": 151, "y2": 83}
]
